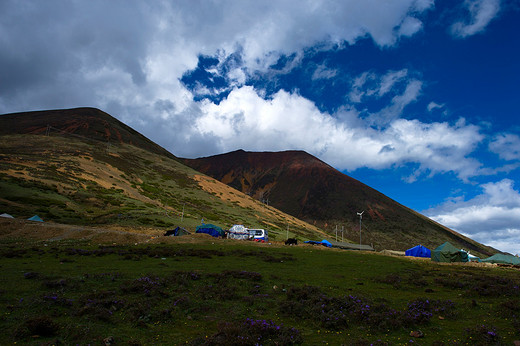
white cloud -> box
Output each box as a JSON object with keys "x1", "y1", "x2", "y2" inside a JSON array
[
  {"x1": 193, "y1": 86, "x2": 483, "y2": 181},
  {"x1": 397, "y1": 16, "x2": 424, "y2": 37},
  {"x1": 378, "y1": 69, "x2": 409, "y2": 97},
  {"x1": 489, "y1": 133, "x2": 520, "y2": 161},
  {"x1": 349, "y1": 69, "x2": 411, "y2": 106},
  {"x1": 427, "y1": 101, "x2": 445, "y2": 112},
  {"x1": 450, "y1": 0, "x2": 501, "y2": 38},
  {"x1": 426, "y1": 179, "x2": 520, "y2": 254},
  {"x1": 368, "y1": 77, "x2": 423, "y2": 126},
  {"x1": 312, "y1": 64, "x2": 338, "y2": 80},
  {"x1": 349, "y1": 72, "x2": 375, "y2": 103}
]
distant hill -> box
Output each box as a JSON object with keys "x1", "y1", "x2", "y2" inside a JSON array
[
  {"x1": 0, "y1": 108, "x2": 327, "y2": 241},
  {"x1": 183, "y1": 150, "x2": 496, "y2": 256},
  {"x1": 0, "y1": 107, "x2": 175, "y2": 159}
]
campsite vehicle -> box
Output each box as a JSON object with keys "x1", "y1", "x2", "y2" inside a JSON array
[{"x1": 249, "y1": 228, "x2": 268, "y2": 242}]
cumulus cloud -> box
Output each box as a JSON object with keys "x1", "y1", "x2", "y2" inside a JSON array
[
  {"x1": 489, "y1": 133, "x2": 520, "y2": 161},
  {"x1": 450, "y1": 0, "x2": 501, "y2": 38},
  {"x1": 193, "y1": 86, "x2": 483, "y2": 181},
  {"x1": 397, "y1": 16, "x2": 424, "y2": 37},
  {"x1": 426, "y1": 179, "x2": 520, "y2": 254}
]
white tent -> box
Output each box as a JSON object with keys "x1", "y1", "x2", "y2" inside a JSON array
[{"x1": 0, "y1": 213, "x2": 14, "y2": 218}]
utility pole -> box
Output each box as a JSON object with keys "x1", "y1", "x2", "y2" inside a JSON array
[
  {"x1": 335, "y1": 225, "x2": 338, "y2": 241},
  {"x1": 357, "y1": 211, "x2": 364, "y2": 246},
  {"x1": 341, "y1": 226, "x2": 344, "y2": 242}
]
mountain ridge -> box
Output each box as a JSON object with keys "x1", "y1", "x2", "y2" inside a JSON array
[{"x1": 183, "y1": 150, "x2": 495, "y2": 256}]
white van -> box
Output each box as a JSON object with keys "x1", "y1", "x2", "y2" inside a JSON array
[{"x1": 248, "y1": 228, "x2": 268, "y2": 242}]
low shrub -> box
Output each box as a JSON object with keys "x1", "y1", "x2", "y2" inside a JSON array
[
  {"x1": 190, "y1": 318, "x2": 303, "y2": 345},
  {"x1": 463, "y1": 324, "x2": 502, "y2": 345},
  {"x1": 15, "y1": 316, "x2": 59, "y2": 338},
  {"x1": 122, "y1": 276, "x2": 165, "y2": 296},
  {"x1": 377, "y1": 274, "x2": 402, "y2": 288},
  {"x1": 75, "y1": 290, "x2": 125, "y2": 322},
  {"x1": 280, "y1": 286, "x2": 457, "y2": 332}
]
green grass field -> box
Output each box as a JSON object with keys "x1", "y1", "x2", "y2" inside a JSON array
[{"x1": 1, "y1": 236, "x2": 518, "y2": 345}]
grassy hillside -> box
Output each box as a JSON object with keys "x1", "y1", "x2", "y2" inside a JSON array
[
  {"x1": 0, "y1": 134, "x2": 326, "y2": 241},
  {"x1": 0, "y1": 229, "x2": 519, "y2": 345}
]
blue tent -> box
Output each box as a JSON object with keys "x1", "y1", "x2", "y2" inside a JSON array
[
  {"x1": 320, "y1": 239, "x2": 332, "y2": 248},
  {"x1": 27, "y1": 215, "x2": 43, "y2": 222},
  {"x1": 304, "y1": 239, "x2": 332, "y2": 248},
  {"x1": 196, "y1": 224, "x2": 224, "y2": 238},
  {"x1": 405, "y1": 245, "x2": 431, "y2": 258}
]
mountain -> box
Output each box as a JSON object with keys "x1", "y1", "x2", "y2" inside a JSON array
[
  {"x1": 183, "y1": 150, "x2": 495, "y2": 256},
  {"x1": 0, "y1": 108, "x2": 327, "y2": 241},
  {"x1": 0, "y1": 107, "x2": 175, "y2": 159}
]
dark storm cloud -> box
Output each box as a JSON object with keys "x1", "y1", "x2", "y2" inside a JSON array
[{"x1": 0, "y1": 0, "x2": 152, "y2": 111}]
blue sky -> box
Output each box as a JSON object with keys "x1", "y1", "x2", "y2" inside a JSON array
[{"x1": 1, "y1": 0, "x2": 520, "y2": 254}]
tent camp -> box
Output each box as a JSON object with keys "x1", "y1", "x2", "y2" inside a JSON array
[
  {"x1": 0, "y1": 213, "x2": 14, "y2": 218},
  {"x1": 482, "y1": 253, "x2": 520, "y2": 265},
  {"x1": 405, "y1": 245, "x2": 431, "y2": 258},
  {"x1": 196, "y1": 224, "x2": 225, "y2": 238},
  {"x1": 164, "y1": 227, "x2": 190, "y2": 237},
  {"x1": 27, "y1": 215, "x2": 43, "y2": 222},
  {"x1": 304, "y1": 239, "x2": 332, "y2": 248},
  {"x1": 431, "y1": 242, "x2": 468, "y2": 263}
]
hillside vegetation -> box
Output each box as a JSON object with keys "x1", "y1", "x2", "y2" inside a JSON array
[{"x1": 0, "y1": 134, "x2": 325, "y2": 241}]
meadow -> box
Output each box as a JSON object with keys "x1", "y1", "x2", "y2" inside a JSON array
[{"x1": 1, "y1": 233, "x2": 519, "y2": 345}]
